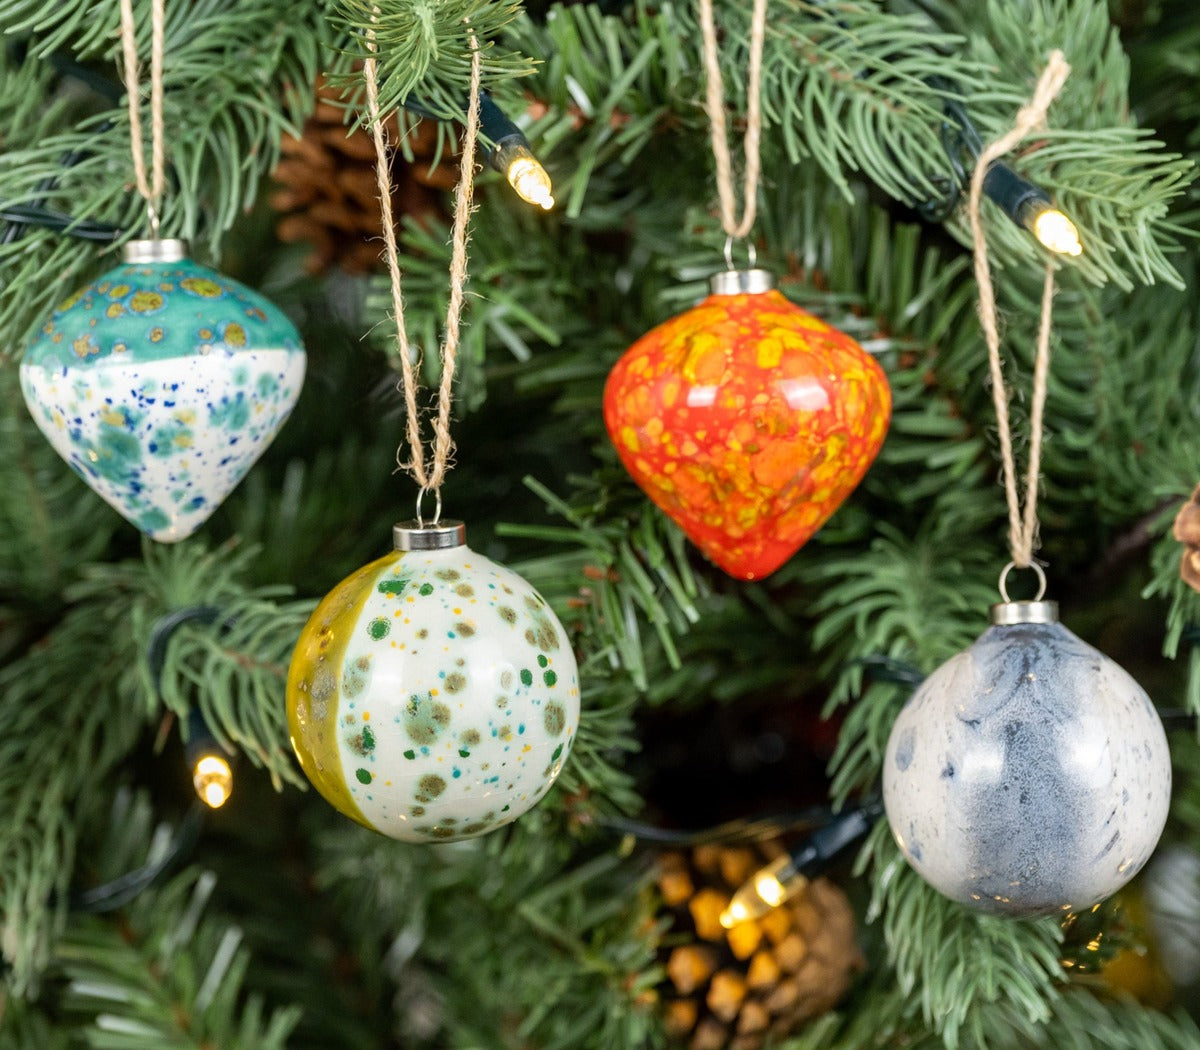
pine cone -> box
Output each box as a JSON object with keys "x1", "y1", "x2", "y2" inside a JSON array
[
  {"x1": 270, "y1": 75, "x2": 457, "y2": 275},
  {"x1": 1174, "y1": 486, "x2": 1200, "y2": 593},
  {"x1": 656, "y1": 842, "x2": 864, "y2": 1050}
]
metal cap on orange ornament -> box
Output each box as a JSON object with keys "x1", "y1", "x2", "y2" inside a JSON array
[{"x1": 602, "y1": 267, "x2": 891, "y2": 580}]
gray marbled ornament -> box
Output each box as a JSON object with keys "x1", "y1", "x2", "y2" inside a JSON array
[{"x1": 882, "y1": 600, "x2": 1171, "y2": 917}]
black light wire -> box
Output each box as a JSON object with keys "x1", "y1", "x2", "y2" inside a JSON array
[{"x1": 66, "y1": 606, "x2": 226, "y2": 914}]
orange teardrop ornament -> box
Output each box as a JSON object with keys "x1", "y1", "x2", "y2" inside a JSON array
[{"x1": 603, "y1": 272, "x2": 890, "y2": 580}]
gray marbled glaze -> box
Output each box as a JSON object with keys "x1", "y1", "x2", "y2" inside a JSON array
[{"x1": 882, "y1": 621, "x2": 1171, "y2": 917}]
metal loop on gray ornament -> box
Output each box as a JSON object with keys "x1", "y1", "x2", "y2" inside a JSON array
[
  {"x1": 998, "y1": 560, "x2": 1047, "y2": 603},
  {"x1": 415, "y1": 486, "x2": 442, "y2": 528},
  {"x1": 723, "y1": 235, "x2": 757, "y2": 272}
]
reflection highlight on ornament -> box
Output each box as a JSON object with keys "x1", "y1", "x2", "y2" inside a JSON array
[
  {"x1": 779, "y1": 377, "x2": 830, "y2": 412},
  {"x1": 193, "y1": 754, "x2": 233, "y2": 809}
]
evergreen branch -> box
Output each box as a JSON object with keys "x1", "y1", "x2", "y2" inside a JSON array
[
  {"x1": 0, "y1": 0, "x2": 329, "y2": 348},
  {"x1": 50, "y1": 794, "x2": 300, "y2": 1049},
  {"x1": 0, "y1": 600, "x2": 147, "y2": 993},
  {"x1": 315, "y1": 821, "x2": 665, "y2": 1050},
  {"x1": 502, "y1": 474, "x2": 707, "y2": 691},
  {"x1": 860, "y1": 823, "x2": 1065, "y2": 1049},
  {"x1": 334, "y1": 0, "x2": 533, "y2": 123},
  {"x1": 128, "y1": 542, "x2": 314, "y2": 788},
  {"x1": 146, "y1": 596, "x2": 313, "y2": 791}
]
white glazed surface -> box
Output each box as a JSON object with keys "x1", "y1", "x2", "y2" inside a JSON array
[{"x1": 20, "y1": 351, "x2": 305, "y2": 541}]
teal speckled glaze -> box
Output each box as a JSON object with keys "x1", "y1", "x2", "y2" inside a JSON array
[{"x1": 19, "y1": 241, "x2": 306, "y2": 542}]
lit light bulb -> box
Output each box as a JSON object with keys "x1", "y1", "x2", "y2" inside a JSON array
[
  {"x1": 719, "y1": 854, "x2": 808, "y2": 928},
  {"x1": 1031, "y1": 207, "x2": 1082, "y2": 256},
  {"x1": 193, "y1": 753, "x2": 233, "y2": 809},
  {"x1": 506, "y1": 154, "x2": 555, "y2": 210}
]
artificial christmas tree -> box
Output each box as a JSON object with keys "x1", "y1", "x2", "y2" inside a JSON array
[{"x1": 4, "y1": 1, "x2": 1200, "y2": 1048}]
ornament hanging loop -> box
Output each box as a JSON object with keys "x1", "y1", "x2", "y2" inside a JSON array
[
  {"x1": 998, "y1": 559, "x2": 1047, "y2": 604},
  {"x1": 723, "y1": 235, "x2": 757, "y2": 272},
  {"x1": 415, "y1": 485, "x2": 442, "y2": 528}
]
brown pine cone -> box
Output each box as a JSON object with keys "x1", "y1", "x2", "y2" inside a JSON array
[
  {"x1": 656, "y1": 842, "x2": 865, "y2": 1050},
  {"x1": 269, "y1": 75, "x2": 457, "y2": 275},
  {"x1": 1174, "y1": 486, "x2": 1200, "y2": 593}
]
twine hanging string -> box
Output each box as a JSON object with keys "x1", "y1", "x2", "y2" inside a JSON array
[
  {"x1": 363, "y1": 20, "x2": 482, "y2": 507},
  {"x1": 697, "y1": 0, "x2": 768, "y2": 242},
  {"x1": 967, "y1": 50, "x2": 1070, "y2": 570},
  {"x1": 118, "y1": 0, "x2": 167, "y2": 234}
]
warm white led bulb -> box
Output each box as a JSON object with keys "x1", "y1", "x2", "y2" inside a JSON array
[
  {"x1": 719, "y1": 854, "x2": 807, "y2": 927},
  {"x1": 1032, "y1": 208, "x2": 1082, "y2": 256},
  {"x1": 193, "y1": 754, "x2": 233, "y2": 809},
  {"x1": 506, "y1": 155, "x2": 555, "y2": 211}
]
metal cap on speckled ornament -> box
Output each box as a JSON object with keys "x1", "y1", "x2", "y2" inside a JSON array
[{"x1": 19, "y1": 237, "x2": 306, "y2": 542}]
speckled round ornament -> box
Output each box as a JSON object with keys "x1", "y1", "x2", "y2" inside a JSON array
[
  {"x1": 286, "y1": 521, "x2": 580, "y2": 841},
  {"x1": 603, "y1": 269, "x2": 890, "y2": 581},
  {"x1": 19, "y1": 239, "x2": 306, "y2": 542},
  {"x1": 883, "y1": 598, "x2": 1171, "y2": 917}
]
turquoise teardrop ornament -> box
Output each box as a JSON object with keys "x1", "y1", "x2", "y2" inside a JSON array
[{"x1": 19, "y1": 240, "x2": 306, "y2": 541}]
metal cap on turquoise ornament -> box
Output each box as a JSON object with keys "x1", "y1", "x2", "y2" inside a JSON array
[
  {"x1": 19, "y1": 238, "x2": 306, "y2": 543},
  {"x1": 882, "y1": 612, "x2": 1171, "y2": 917}
]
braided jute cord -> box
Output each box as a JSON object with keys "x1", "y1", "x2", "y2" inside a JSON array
[
  {"x1": 697, "y1": 0, "x2": 768, "y2": 241},
  {"x1": 363, "y1": 20, "x2": 482, "y2": 503},
  {"x1": 967, "y1": 50, "x2": 1071, "y2": 569},
  {"x1": 118, "y1": 0, "x2": 166, "y2": 234}
]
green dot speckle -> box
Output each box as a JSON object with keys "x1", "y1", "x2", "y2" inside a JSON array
[
  {"x1": 404, "y1": 693, "x2": 451, "y2": 745},
  {"x1": 367, "y1": 617, "x2": 390, "y2": 640},
  {"x1": 377, "y1": 579, "x2": 407, "y2": 596},
  {"x1": 543, "y1": 670, "x2": 558, "y2": 687},
  {"x1": 403, "y1": 749, "x2": 416, "y2": 760},
  {"x1": 418, "y1": 582, "x2": 434, "y2": 596},
  {"x1": 520, "y1": 668, "x2": 533, "y2": 687},
  {"x1": 537, "y1": 654, "x2": 548, "y2": 668},
  {"x1": 355, "y1": 768, "x2": 373, "y2": 784},
  {"x1": 416, "y1": 774, "x2": 446, "y2": 802},
  {"x1": 544, "y1": 701, "x2": 566, "y2": 736}
]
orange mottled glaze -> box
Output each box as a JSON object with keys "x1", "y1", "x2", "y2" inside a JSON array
[{"x1": 603, "y1": 288, "x2": 890, "y2": 580}]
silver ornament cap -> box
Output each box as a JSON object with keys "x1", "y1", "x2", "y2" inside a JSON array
[
  {"x1": 709, "y1": 269, "x2": 775, "y2": 296},
  {"x1": 393, "y1": 519, "x2": 467, "y2": 551},
  {"x1": 122, "y1": 238, "x2": 189, "y2": 263},
  {"x1": 989, "y1": 599, "x2": 1059, "y2": 625}
]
